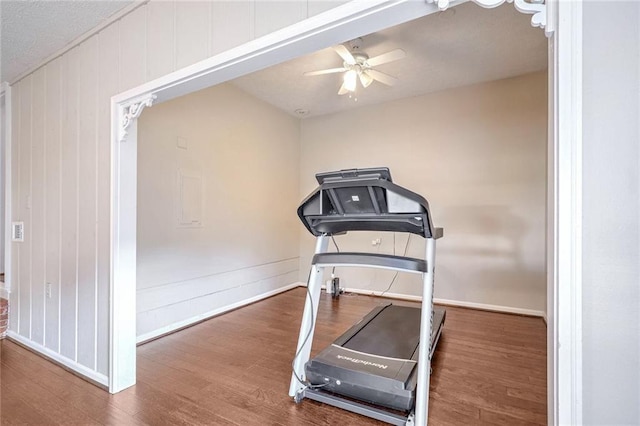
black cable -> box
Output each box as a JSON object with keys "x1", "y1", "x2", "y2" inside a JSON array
[
  {"x1": 330, "y1": 235, "x2": 340, "y2": 276},
  {"x1": 330, "y1": 235, "x2": 340, "y2": 252},
  {"x1": 393, "y1": 232, "x2": 396, "y2": 256},
  {"x1": 379, "y1": 234, "x2": 412, "y2": 298}
]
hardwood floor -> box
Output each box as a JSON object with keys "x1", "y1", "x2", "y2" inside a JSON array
[{"x1": 0, "y1": 288, "x2": 547, "y2": 425}]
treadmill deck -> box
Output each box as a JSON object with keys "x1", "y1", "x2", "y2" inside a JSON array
[{"x1": 305, "y1": 304, "x2": 445, "y2": 412}]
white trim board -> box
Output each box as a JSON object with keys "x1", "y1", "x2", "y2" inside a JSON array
[
  {"x1": 7, "y1": 331, "x2": 109, "y2": 388},
  {"x1": 333, "y1": 286, "x2": 546, "y2": 318},
  {"x1": 136, "y1": 282, "x2": 300, "y2": 344},
  {"x1": 554, "y1": 0, "x2": 584, "y2": 423}
]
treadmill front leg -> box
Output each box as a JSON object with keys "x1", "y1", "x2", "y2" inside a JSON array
[
  {"x1": 414, "y1": 236, "x2": 437, "y2": 426},
  {"x1": 289, "y1": 235, "x2": 329, "y2": 397}
]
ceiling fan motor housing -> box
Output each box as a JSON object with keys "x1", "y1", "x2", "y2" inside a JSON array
[{"x1": 345, "y1": 53, "x2": 370, "y2": 73}]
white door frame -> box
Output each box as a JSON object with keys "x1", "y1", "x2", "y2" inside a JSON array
[
  {"x1": 550, "y1": 0, "x2": 583, "y2": 424},
  {"x1": 109, "y1": 1, "x2": 582, "y2": 424}
]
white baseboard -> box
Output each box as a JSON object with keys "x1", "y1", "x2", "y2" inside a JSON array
[
  {"x1": 136, "y1": 282, "x2": 301, "y2": 344},
  {"x1": 322, "y1": 285, "x2": 546, "y2": 318},
  {"x1": 6, "y1": 331, "x2": 109, "y2": 387},
  {"x1": 433, "y1": 297, "x2": 546, "y2": 318}
]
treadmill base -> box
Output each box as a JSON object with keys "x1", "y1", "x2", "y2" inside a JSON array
[
  {"x1": 300, "y1": 388, "x2": 414, "y2": 426},
  {"x1": 305, "y1": 305, "x2": 446, "y2": 412}
]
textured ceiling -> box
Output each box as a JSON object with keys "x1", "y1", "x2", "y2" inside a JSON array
[
  {"x1": 232, "y1": 2, "x2": 548, "y2": 118},
  {"x1": 1, "y1": 1, "x2": 547, "y2": 115},
  {"x1": 1, "y1": 0, "x2": 133, "y2": 82}
]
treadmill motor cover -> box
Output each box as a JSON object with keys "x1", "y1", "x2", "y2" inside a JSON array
[{"x1": 305, "y1": 304, "x2": 445, "y2": 412}]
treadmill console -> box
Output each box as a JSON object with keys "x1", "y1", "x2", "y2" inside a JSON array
[{"x1": 298, "y1": 167, "x2": 438, "y2": 238}]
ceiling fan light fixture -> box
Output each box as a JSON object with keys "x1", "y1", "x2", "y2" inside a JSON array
[
  {"x1": 359, "y1": 71, "x2": 374, "y2": 88},
  {"x1": 343, "y1": 70, "x2": 357, "y2": 92},
  {"x1": 304, "y1": 43, "x2": 405, "y2": 96}
]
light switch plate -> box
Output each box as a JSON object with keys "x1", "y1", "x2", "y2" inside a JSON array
[{"x1": 12, "y1": 222, "x2": 24, "y2": 242}]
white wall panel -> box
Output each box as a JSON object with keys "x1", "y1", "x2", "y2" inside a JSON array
[
  {"x1": 137, "y1": 258, "x2": 298, "y2": 313},
  {"x1": 30, "y1": 67, "x2": 46, "y2": 346},
  {"x1": 137, "y1": 270, "x2": 299, "y2": 340},
  {"x1": 44, "y1": 57, "x2": 62, "y2": 351},
  {"x1": 211, "y1": 2, "x2": 254, "y2": 55},
  {"x1": 119, "y1": 6, "x2": 147, "y2": 92},
  {"x1": 9, "y1": 83, "x2": 22, "y2": 333},
  {"x1": 147, "y1": 1, "x2": 176, "y2": 81},
  {"x1": 9, "y1": 82, "x2": 20, "y2": 333},
  {"x1": 582, "y1": 2, "x2": 640, "y2": 423},
  {"x1": 59, "y1": 48, "x2": 79, "y2": 361},
  {"x1": 308, "y1": 0, "x2": 349, "y2": 18},
  {"x1": 96, "y1": 22, "x2": 120, "y2": 376},
  {"x1": 8, "y1": 0, "x2": 345, "y2": 386},
  {"x1": 175, "y1": 1, "x2": 211, "y2": 69},
  {"x1": 254, "y1": 1, "x2": 307, "y2": 38},
  {"x1": 76, "y1": 38, "x2": 99, "y2": 369},
  {"x1": 0, "y1": 92, "x2": 4, "y2": 277},
  {"x1": 18, "y1": 76, "x2": 32, "y2": 339}
]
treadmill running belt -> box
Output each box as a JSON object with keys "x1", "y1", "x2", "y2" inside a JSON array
[{"x1": 343, "y1": 305, "x2": 421, "y2": 360}]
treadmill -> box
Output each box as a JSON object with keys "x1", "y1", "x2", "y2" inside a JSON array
[{"x1": 289, "y1": 168, "x2": 445, "y2": 426}]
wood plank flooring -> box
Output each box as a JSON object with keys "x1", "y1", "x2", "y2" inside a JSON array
[{"x1": 0, "y1": 288, "x2": 546, "y2": 425}]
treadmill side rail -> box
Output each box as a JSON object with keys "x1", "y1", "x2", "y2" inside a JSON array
[{"x1": 289, "y1": 235, "x2": 330, "y2": 397}]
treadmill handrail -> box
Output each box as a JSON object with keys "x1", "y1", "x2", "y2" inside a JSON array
[{"x1": 312, "y1": 252, "x2": 427, "y2": 273}]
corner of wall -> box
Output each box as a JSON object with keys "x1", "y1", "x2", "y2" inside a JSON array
[{"x1": 0, "y1": 292, "x2": 9, "y2": 338}]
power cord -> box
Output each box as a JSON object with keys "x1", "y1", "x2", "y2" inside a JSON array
[
  {"x1": 330, "y1": 235, "x2": 340, "y2": 276},
  {"x1": 331, "y1": 235, "x2": 340, "y2": 252},
  {"x1": 379, "y1": 234, "x2": 412, "y2": 298}
]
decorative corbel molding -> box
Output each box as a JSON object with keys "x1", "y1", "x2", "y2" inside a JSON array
[
  {"x1": 427, "y1": 0, "x2": 549, "y2": 34},
  {"x1": 118, "y1": 94, "x2": 156, "y2": 142}
]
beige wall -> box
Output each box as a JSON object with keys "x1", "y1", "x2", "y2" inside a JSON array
[
  {"x1": 299, "y1": 71, "x2": 547, "y2": 312},
  {"x1": 137, "y1": 84, "x2": 300, "y2": 339}
]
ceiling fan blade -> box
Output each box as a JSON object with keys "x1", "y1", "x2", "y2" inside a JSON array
[
  {"x1": 366, "y1": 69, "x2": 398, "y2": 86},
  {"x1": 303, "y1": 68, "x2": 347, "y2": 76},
  {"x1": 338, "y1": 81, "x2": 350, "y2": 95},
  {"x1": 366, "y1": 49, "x2": 406, "y2": 67},
  {"x1": 333, "y1": 44, "x2": 356, "y2": 65},
  {"x1": 359, "y1": 71, "x2": 374, "y2": 88}
]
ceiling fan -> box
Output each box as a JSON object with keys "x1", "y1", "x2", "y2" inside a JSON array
[{"x1": 304, "y1": 38, "x2": 406, "y2": 95}]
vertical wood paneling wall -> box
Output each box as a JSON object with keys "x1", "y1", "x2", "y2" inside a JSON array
[{"x1": 8, "y1": 0, "x2": 345, "y2": 383}]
